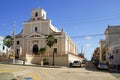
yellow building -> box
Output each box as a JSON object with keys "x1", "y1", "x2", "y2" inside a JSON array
[
  {"x1": 99, "y1": 39, "x2": 106, "y2": 62},
  {"x1": 14, "y1": 8, "x2": 83, "y2": 66}
]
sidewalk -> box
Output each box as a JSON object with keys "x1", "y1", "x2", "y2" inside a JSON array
[{"x1": 0, "y1": 60, "x2": 65, "y2": 68}]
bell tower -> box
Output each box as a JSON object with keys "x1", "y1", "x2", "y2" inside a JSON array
[{"x1": 30, "y1": 8, "x2": 47, "y2": 21}]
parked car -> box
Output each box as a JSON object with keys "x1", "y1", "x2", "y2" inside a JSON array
[
  {"x1": 82, "y1": 60, "x2": 87, "y2": 64},
  {"x1": 97, "y1": 62, "x2": 108, "y2": 70},
  {"x1": 72, "y1": 61, "x2": 81, "y2": 67},
  {"x1": 69, "y1": 62, "x2": 73, "y2": 67}
]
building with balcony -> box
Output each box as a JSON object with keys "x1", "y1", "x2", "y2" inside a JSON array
[{"x1": 104, "y1": 25, "x2": 120, "y2": 67}]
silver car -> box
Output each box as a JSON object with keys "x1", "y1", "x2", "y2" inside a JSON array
[
  {"x1": 97, "y1": 63, "x2": 108, "y2": 70},
  {"x1": 72, "y1": 61, "x2": 81, "y2": 67}
]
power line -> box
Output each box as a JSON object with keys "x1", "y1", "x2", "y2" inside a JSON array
[
  {"x1": 70, "y1": 32, "x2": 120, "y2": 39},
  {"x1": 71, "y1": 33, "x2": 104, "y2": 38},
  {"x1": 14, "y1": 31, "x2": 120, "y2": 39}
]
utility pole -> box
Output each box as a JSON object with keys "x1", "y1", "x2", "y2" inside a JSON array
[
  {"x1": 81, "y1": 46, "x2": 83, "y2": 54},
  {"x1": 81, "y1": 46, "x2": 84, "y2": 58},
  {"x1": 13, "y1": 21, "x2": 16, "y2": 64}
]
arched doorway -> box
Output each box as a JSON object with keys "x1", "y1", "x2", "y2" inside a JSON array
[{"x1": 32, "y1": 44, "x2": 39, "y2": 54}]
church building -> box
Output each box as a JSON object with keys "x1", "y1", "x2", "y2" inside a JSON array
[{"x1": 15, "y1": 8, "x2": 83, "y2": 66}]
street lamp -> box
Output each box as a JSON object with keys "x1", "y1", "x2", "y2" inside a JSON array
[
  {"x1": 52, "y1": 48, "x2": 57, "y2": 66},
  {"x1": 13, "y1": 21, "x2": 16, "y2": 64}
]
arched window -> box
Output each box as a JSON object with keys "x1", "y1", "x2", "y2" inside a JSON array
[
  {"x1": 35, "y1": 12, "x2": 38, "y2": 17},
  {"x1": 35, "y1": 27, "x2": 37, "y2": 32},
  {"x1": 17, "y1": 41, "x2": 20, "y2": 45}
]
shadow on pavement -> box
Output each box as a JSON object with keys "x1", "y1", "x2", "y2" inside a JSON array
[
  {"x1": 0, "y1": 62, "x2": 63, "y2": 69},
  {"x1": 85, "y1": 62, "x2": 98, "y2": 71},
  {"x1": 11, "y1": 79, "x2": 18, "y2": 80},
  {"x1": 110, "y1": 72, "x2": 120, "y2": 79}
]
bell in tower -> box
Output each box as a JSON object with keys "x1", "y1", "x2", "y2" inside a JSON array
[{"x1": 30, "y1": 8, "x2": 47, "y2": 21}]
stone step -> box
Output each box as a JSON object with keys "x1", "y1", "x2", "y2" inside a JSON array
[{"x1": 15, "y1": 59, "x2": 24, "y2": 64}]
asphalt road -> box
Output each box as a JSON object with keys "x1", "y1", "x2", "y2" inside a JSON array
[{"x1": 0, "y1": 63, "x2": 120, "y2": 80}]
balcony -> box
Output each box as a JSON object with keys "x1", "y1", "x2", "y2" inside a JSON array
[{"x1": 109, "y1": 39, "x2": 120, "y2": 49}]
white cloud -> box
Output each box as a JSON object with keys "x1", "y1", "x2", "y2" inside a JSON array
[
  {"x1": 85, "y1": 43, "x2": 92, "y2": 47},
  {"x1": 85, "y1": 36, "x2": 92, "y2": 40}
]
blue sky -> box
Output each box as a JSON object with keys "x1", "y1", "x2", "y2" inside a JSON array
[{"x1": 0, "y1": 0, "x2": 120, "y2": 60}]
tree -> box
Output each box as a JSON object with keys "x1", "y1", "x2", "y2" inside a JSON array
[
  {"x1": 3, "y1": 35, "x2": 13, "y2": 48},
  {"x1": 39, "y1": 47, "x2": 48, "y2": 65},
  {"x1": 46, "y1": 34, "x2": 55, "y2": 66},
  {"x1": 46, "y1": 34, "x2": 55, "y2": 48},
  {"x1": 3, "y1": 35, "x2": 14, "y2": 58},
  {"x1": 39, "y1": 47, "x2": 46, "y2": 55}
]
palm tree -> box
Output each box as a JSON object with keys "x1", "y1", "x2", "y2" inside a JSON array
[
  {"x1": 46, "y1": 34, "x2": 55, "y2": 48},
  {"x1": 3, "y1": 35, "x2": 13, "y2": 48},
  {"x1": 3, "y1": 35, "x2": 14, "y2": 57},
  {"x1": 46, "y1": 34, "x2": 55, "y2": 66}
]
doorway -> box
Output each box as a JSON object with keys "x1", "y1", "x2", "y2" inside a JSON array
[
  {"x1": 15, "y1": 49, "x2": 20, "y2": 59},
  {"x1": 32, "y1": 44, "x2": 39, "y2": 54}
]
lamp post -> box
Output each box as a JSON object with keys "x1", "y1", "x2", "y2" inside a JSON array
[
  {"x1": 52, "y1": 51, "x2": 55, "y2": 66},
  {"x1": 52, "y1": 48, "x2": 57, "y2": 66}
]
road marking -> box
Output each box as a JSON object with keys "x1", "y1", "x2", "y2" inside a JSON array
[
  {"x1": 12, "y1": 69, "x2": 34, "y2": 77},
  {"x1": 12, "y1": 69, "x2": 40, "y2": 80},
  {"x1": 24, "y1": 73, "x2": 40, "y2": 80}
]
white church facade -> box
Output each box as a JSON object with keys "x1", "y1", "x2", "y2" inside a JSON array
[{"x1": 14, "y1": 8, "x2": 83, "y2": 66}]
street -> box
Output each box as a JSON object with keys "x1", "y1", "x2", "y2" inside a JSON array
[{"x1": 0, "y1": 63, "x2": 120, "y2": 80}]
